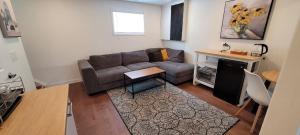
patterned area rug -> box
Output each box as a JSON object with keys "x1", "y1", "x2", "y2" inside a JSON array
[{"x1": 107, "y1": 83, "x2": 239, "y2": 135}]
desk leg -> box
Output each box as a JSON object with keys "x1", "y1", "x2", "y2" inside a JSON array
[
  {"x1": 252, "y1": 102, "x2": 259, "y2": 113},
  {"x1": 252, "y1": 80, "x2": 271, "y2": 113},
  {"x1": 164, "y1": 72, "x2": 167, "y2": 89},
  {"x1": 264, "y1": 80, "x2": 271, "y2": 89},
  {"x1": 123, "y1": 75, "x2": 126, "y2": 92},
  {"x1": 132, "y1": 83, "x2": 134, "y2": 99}
]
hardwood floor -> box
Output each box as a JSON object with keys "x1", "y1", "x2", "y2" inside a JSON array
[{"x1": 69, "y1": 82, "x2": 264, "y2": 135}]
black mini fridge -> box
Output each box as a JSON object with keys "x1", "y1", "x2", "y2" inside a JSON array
[{"x1": 213, "y1": 59, "x2": 248, "y2": 105}]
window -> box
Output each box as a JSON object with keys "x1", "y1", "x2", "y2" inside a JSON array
[{"x1": 112, "y1": 11, "x2": 144, "y2": 35}]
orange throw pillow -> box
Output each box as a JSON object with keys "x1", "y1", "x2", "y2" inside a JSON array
[{"x1": 161, "y1": 49, "x2": 169, "y2": 61}]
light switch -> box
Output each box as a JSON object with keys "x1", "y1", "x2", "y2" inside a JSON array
[
  {"x1": 9, "y1": 51, "x2": 18, "y2": 62},
  {"x1": 0, "y1": 67, "x2": 4, "y2": 72}
]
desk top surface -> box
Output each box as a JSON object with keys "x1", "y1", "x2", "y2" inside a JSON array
[
  {"x1": 262, "y1": 70, "x2": 280, "y2": 83},
  {"x1": 0, "y1": 85, "x2": 69, "y2": 135},
  {"x1": 196, "y1": 50, "x2": 261, "y2": 61}
]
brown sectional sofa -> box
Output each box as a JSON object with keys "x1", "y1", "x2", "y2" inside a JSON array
[{"x1": 78, "y1": 48, "x2": 194, "y2": 95}]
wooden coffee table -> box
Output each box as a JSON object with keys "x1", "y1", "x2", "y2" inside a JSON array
[{"x1": 123, "y1": 67, "x2": 166, "y2": 98}]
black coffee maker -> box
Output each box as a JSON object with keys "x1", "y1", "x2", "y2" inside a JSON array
[{"x1": 252, "y1": 44, "x2": 269, "y2": 57}]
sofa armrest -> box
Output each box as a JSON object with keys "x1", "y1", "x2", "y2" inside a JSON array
[{"x1": 78, "y1": 60, "x2": 99, "y2": 95}]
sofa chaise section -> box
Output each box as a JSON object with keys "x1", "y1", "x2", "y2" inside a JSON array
[
  {"x1": 153, "y1": 61, "x2": 194, "y2": 84},
  {"x1": 123, "y1": 48, "x2": 193, "y2": 84},
  {"x1": 147, "y1": 48, "x2": 194, "y2": 84}
]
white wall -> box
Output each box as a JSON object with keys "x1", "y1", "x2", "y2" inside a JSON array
[
  {"x1": 0, "y1": 37, "x2": 35, "y2": 91},
  {"x1": 163, "y1": 0, "x2": 300, "y2": 72},
  {"x1": 259, "y1": 19, "x2": 300, "y2": 135},
  {"x1": 12, "y1": 0, "x2": 162, "y2": 86},
  {"x1": 0, "y1": 0, "x2": 35, "y2": 91}
]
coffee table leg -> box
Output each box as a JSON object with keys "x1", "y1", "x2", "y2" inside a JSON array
[
  {"x1": 132, "y1": 83, "x2": 134, "y2": 99},
  {"x1": 164, "y1": 72, "x2": 167, "y2": 89},
  {"x1": 123, "y1": 75, "x2": 126, "y2": 92}
]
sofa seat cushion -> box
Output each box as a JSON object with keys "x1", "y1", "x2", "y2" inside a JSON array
[
  {"x1": 153, "y1": 61, "x2": 194, "y2": 77},
  {"x1": 96, "y1": 66, "x2": 131, "y2": 84},
  {"x1": 126, "y1": 62, "x2": 157, "y2": 71}
]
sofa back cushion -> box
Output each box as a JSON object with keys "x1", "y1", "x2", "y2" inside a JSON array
[
  {"x1": 89, "y1": 53, "x2": 122, "y2": 70},
  {"x1": 146, "y1": 48, "x2": 163, "y2": 62},
  {"x1": 167, "y1": 48, "x2": 184, "y2": 63},
  {"x1": 122, "y1": 50, "x2": 149, "y2": 66}
]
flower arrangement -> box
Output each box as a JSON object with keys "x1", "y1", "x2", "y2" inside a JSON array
[{"x1": 229, "y1": 3, "x2": 266, "y2": 37}]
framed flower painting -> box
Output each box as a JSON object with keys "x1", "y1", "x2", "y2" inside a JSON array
[
  {"x1": 0, "y1": 0, "x2": 21, "y2": 38},
  {"x1": 220, "y1": 0, "x2": 274, "y2": 40}
]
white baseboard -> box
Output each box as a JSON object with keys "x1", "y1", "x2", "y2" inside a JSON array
[
  {"x1": 34, "y1": 78, "x2": 82, "y2": 87},
  {"x1": 47, "y1": 78, "x2": 82, "y2": 87},
  {"x1": 34, "y1": 79, "x2": 47, "y2": 86}
]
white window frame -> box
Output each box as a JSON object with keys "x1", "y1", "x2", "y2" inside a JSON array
[{"x1": 111, "y1": 10, "x2": 145, "y2": 36}]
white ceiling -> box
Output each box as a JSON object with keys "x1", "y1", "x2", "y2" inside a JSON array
[{"x1": 123, "y1": 0, "x2": 171, "y2": 5}]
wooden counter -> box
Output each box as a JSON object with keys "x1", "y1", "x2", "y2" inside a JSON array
[
  {"x1": 194, "y1": 49, "x2": 262, "y2": 106},
  {"x1": 0, "y1": 85, "x2": 69, "y2": 135},
  {"x1": 196, "y1": 50, "x2": 261, "y2": 61},
  {"x1": 262, "y1": 70, "x2": 280, "y2": 83}
]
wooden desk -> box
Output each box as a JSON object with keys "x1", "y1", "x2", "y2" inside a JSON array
[
  {"x1": 194, "y1": 49, "x2": 262, "y2": 106},
  {"x1": 252, "y1": 70, "x2": 279, "y2": 113},
  {"x1": 195, "y1": 50, "x2": 261, "y2": 62},
  {"x1": 0, "y1": 85, "x2": 69, "y2": 135},
  {"x1": 262, "y1": 70, "x2": 280, "y2": 83}
]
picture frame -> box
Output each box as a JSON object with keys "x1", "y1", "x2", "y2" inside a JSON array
[
  {"x1": 0, "y1": 0, "x2": 21, "y2": 38},
  {"x1": 220, "y1": 0, "x2": 274, "y2": 40}
]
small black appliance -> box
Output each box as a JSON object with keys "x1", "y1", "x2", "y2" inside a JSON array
[{"x1": 254, "y1": 44, "x2": 269, "y2": 56}]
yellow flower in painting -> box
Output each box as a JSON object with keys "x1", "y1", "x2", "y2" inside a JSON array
[
  {"x1": 237, "y1": 15, "x2": 251, "y2": 25},
  {"x1": 230, "y1": 3, "x2": 243, "y2": 14},
  {"x1": 252, "y1": 7, "x2": 266, "y2": 17},
  {"x1": 232, "y1": 10, "x2": 242, "y2": 17},
  {"x1": 232, "y1": 8, "x2": 250, "y2": 19},
  {"x1": 230, "y1": 18, "x2": 238, "y2": 27},
  {"x1": 241, "y1": 8, "x2": 251, "y2": 17}
]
